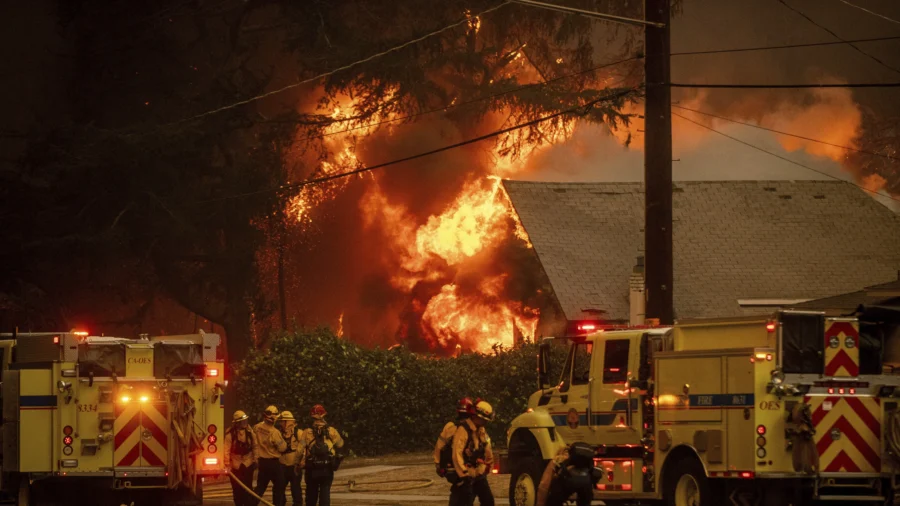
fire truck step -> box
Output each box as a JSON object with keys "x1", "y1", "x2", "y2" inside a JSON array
[{"x1": 817, "y1": 495, "x2": 885, "y2": 502}]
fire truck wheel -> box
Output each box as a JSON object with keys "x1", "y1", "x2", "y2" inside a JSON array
[
  {"x1": 664, "y1": 457, "x2": 710, "y2": 506},
  {"x1": 508, "y1": 457, "x2": 544, "y2": 506}
]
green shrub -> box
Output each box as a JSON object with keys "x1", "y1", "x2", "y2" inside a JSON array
[{"x1": 234, "y1": 327, "x2": 560, "y2": 456}]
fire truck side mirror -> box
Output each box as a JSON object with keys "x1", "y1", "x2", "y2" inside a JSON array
[{"x1": 538, "y1": 341, "x2": 551, "y2": 390}]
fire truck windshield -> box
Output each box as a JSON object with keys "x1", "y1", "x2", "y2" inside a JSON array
[
  {"x1": 78, "y1": 343, "x2": 126, "y2": 377},
  {"x1": 154, "y1": 343, "x2": 204, "y2": 378}
]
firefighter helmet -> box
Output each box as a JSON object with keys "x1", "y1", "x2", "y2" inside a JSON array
[
  {"x1": 310, "y1": 404, "x2": 327, "y2": 419},
  {"x1": 457, "y1": 397, "x2": 474, "y2": 416},
  {"x1": 264, "y1": 405, "x2": 279, "y2": 422},
  {"x1": 232, "y1": 410, "x2": 249, "y2": 423},
  {"x1": 474, "y1": 400, "x2": 495, "y2": 422},
  {"x1": 280, "y1": 410, "x2": 295, "y2": 421}
]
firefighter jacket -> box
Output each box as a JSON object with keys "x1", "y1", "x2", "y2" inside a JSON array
[
  {"x1": 297, "y1": 420, "x2": 344, "y2": 469},
  {"x1": 433, "y1": 421, "x2": 458, "y2": 465},
  {"x1": 536, "y1": 447, "x2": 570, "y2": 506},
  {"x1": 224, "y1": 426, "x2": 258, "y2": 470},
  {"x1": 451, "y1": 418, "x2": 493, "y2": 479},
  {"x1": 279, "y1": 424, "x2": 301, "y2": 467},
  {"x1": 253, "y1": 421, "x2": 288, "y2": 460}
]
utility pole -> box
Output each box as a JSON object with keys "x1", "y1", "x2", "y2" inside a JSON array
[{"x1": 644, "y1": 0, "x2": 674, "y2": 325}]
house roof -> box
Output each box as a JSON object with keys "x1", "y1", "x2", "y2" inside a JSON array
[{"x1": 502, "y1": 180, "x2": 900, "y2": 321}]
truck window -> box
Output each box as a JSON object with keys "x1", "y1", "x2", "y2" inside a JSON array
[
  {"x1": 78, "y1": 344, "x2": 126, "y2": 377},
  {"x1": 571, "y1": 343, "x2": 593, "y2": 385},
  {"x1": 154, "y1": 343, "x2": 205, "y2": 378},
  {"x1": 558, "y1": 344, "x2": 575, "y2": 392},
  {"x1": 603, "y1": 339, "x2": 629, "y2": 384},
  {"x1": 782, "y1": 313, "x2": 824, "y2": 374}
]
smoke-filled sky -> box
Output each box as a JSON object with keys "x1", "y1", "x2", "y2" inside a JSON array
[
  {"x1": 242, "y1": 0, "x2": 900, "y2": 349},
  {"x1": 3, "y1": 0, "x2": 899, "y2": 349},
  {"x1": 529, "y1": 0, "x2": 900, "y2": 211}
]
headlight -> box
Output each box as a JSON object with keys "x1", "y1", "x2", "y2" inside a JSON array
[
  {"x1": 829, "y1": 336, "x2": 840, "y2": 349},
  {"x1": 845, "y1": 336, "x2": 856, "y2": 349}
]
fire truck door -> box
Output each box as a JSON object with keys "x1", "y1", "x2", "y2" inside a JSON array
[
  {"x1": 551, "y1": 342, "x2": 592, "y2": 441},
  {"x1": 590, "y1": 338, "x2": 642, "y2": 446},
  {"x1": 114, "y1": 400, "x2": 169, "y2": 467}
]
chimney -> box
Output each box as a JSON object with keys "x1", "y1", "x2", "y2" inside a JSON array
[{"x1": 629, "y1": 256, "x2": 646, "y2": 326}]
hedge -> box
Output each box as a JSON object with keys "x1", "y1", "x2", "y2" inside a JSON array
[{"x1": 233, "y1": 327, "x2": 565, "y2": 456}]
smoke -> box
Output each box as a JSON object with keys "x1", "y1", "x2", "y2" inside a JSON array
[{"x1": 256, "y1": 0, "x2": 900, "y2": 353}]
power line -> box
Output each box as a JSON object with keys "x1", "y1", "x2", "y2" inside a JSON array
[
  {"x1": 838, "y1": 0, "x2": 900, "y2": 26},
  {"x1": 304, "y1": 56, "x2": 642, "y2": 141},
  {"x1": 194, "y1": 87, "x2": 638, "y2": 204},
  {"x1": 171, "y1": 1, "x2": 510, "y2": 125},
  {"x1": 671, "y1": 82, "x2": 900, "y2": 89},
  {"x1": 671, "y1": 35, "x2": 900, "y2": 56},
  {"x1": 776, "y1": 0, "x2": 900, "y2": 76},
  {"x1": 671, "y1": 111, "x2": 900, "y2": 203},
  {"x1": 672, "y1": 105, "x2": 900, "y2": 162},
  {"x1": 510, "y1": 0, "x2": 663, "y2": 27}
]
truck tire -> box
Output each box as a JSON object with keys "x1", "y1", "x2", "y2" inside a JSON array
[
  {"x1": 508, "y1": 457, "x2": 544, "y2": 506},
  {"x1": 664, "y1": 457, "x2": 710, "y2": 506}
]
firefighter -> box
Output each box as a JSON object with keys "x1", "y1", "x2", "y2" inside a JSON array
[
  {"x1": 434, "y1": 397, "x2": 473, "y2": 482},
  {"x1": 450, "y1": 399, "x2": 495, "y2": 506},
  {"x1": 225, "y1": 410, "x2": 258, "y2": 506},
  {"x1": 253, "y1": 405, "x2": 288, "y2": 506},
  {"x1": 536, "y1": 442, "x2": 602, "y2": 506},
  {"x1": 277, "y1": 411, "x2": 303, "y2": 506},
  {"x1": 298, "y1": 404, "x2": 345, "y2": 506}
]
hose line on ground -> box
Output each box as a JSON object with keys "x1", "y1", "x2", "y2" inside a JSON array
[
  {"x1": 226, "y1": 470, "x2": 277, "y2": 506},
  {"x1": 208, "y1": 474, "x2": 434, "y2": 501}
]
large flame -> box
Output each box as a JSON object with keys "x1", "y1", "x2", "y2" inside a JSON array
[{"x1": 362, "y1": 175, "x2": 539, "y2": 353}]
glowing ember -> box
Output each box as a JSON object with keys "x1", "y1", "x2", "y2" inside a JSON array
[{"x1": 337, "y1": 313, "x2": 344, "y2": 338}]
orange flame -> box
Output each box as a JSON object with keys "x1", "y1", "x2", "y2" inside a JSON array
[{"x1": 362, "y1": 174, "x2": 537, "y2": 353}]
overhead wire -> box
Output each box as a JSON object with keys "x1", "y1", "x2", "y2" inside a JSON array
[
  {"x1": 170, "y1": 1, "x2": 511, "y2": 125},
  {"x1": 670, "y1": 35, "x2": 900, "y2": 56},
  {"x1": 670, "y1": 82, "x2": 900, "y2": 89},
  {"x1": 671, "y1": 111, "x2": 900, "y2": 204},
  {"x1": 776, "y1": 0, "x2": 900, "y2": 75},
  {"x1": 193, "y1": 87, "x2": 639, "y2": 204},
  {"x1": 302, "y1": 55, "x2": 643, "y2": 141},
  {"x1": 837, "y1": 0, "x2": 900, "y2": 26},
  {"x1": 671, "y1": 105, "x2": 900, "y2": 162}
]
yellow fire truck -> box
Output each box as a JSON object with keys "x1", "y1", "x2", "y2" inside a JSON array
[
  {"x1": 503, "y1": 308, "x2": 900, "y2": 505},
  {"x1": 0, "y1": 330, "x2": 227, "y2": 505}
]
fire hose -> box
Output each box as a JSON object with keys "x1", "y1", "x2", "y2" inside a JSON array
[
  {"x1": 789, "y1": 403, "x2": 819, "y2": 474},
  {"x1": 169, "y1": 390, "x2": 203, "y2": 491},
  {"x1": 886, "y1": 409, "x2": 900, "y2": 464},
  {"x1": 209, "y1": 471, "x2": 434, "y2": 503}
]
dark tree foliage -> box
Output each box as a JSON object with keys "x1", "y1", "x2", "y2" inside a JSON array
[
  {"x1": 236, "y1": 327, "x2": 569, "y2": 455},
  {"x1": 2, "y1": 0, "x2": 645, "y2": 361}
]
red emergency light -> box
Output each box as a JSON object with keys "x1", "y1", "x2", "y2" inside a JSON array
[{"x1": 207, "y1": 368, "x2": 219, "y2": 377}]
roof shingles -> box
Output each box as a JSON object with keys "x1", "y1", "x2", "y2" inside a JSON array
[{"x1": 503, "y1": 180, "x2": 900, "y2": 321}]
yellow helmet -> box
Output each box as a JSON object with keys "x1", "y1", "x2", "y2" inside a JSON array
[
  {"x1": 232, "y1": 410, "x2": 249, "y2": 423},
  {"x1": 280, "y1": 410, "x2": 295, "y2": 421},
  {"x1": 474, "y1": 400, "x2": 495, "y2": 422}
]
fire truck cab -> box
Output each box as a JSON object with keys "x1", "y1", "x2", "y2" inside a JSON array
[
  {"x1": 504, "y1": 307, "x2": 900, "y2": 505},
  {"x1": 0, "y1": 330, "x2": 226, "y2": 505}
]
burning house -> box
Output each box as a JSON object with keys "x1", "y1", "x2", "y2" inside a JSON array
[{"x1": 503, "y1": 179, "x2": 900, "y2": 329}]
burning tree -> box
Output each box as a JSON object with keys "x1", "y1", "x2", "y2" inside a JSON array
[{"x1": 3, "y1": 0, "x2": 645, "y2": 359}]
